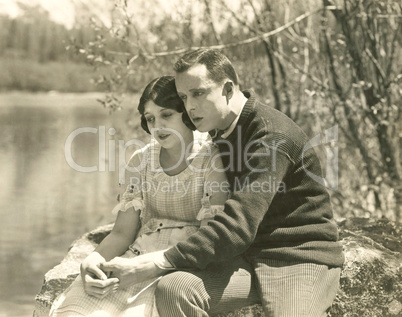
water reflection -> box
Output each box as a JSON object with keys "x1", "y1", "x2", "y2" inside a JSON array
[{"x1": 0, "y1": 95, "x2": 144, "y2": 316}]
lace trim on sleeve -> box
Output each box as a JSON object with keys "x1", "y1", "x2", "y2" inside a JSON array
[
  {"x1": 112, "y1": 198, "x2": 144, "y2": 215},
  {"x1": 196, "y1": 205, "x2": 225, "y2": 221},
  {"x1": 112, "y1": 183, "x2": 144, "y2": 215},
  {"x1": 196, "y1": 193, "x2": 224, "y2": 222}
]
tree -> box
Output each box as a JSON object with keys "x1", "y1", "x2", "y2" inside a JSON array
[
  {"x1": 320, "y1": 0, "x2": 401, "y2": 221},
  {"x1": 74, "y1": 0, "x2": 401, "y2": 222}
]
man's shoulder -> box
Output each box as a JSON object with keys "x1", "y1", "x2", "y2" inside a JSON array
[
  {"x1": 254, "y1": 99, "x2": 296, "y2": 125},
  {"x1": 246, "y1": 98, "x2": 308, "y2": 143}
]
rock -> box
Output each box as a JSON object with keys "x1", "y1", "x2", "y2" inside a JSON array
[
  {"x1": 33, "y1": 224, "x2": 114, "y2": 317},
  {"x1": 328, "y1": 217, "x2": 402, "y2": 317},
  {"x1": 34, "y1": 218, "x2": 402, "y2": 317}
]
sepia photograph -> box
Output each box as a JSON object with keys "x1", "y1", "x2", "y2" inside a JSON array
[{"x1": 0, "y1": 0, "x2": 400, "y2": 316}]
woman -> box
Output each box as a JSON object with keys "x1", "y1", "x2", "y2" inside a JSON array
[{"x1": 50, "y1": 76, "x2": 229, "y2": 316}]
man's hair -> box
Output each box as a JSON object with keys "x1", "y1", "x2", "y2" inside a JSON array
[
  {"x1": 137, "y1": 76, "x2": 195, "y2": 134},
  {"x1": 174, "y1": 49, "x2": 238, "y2": 85}
]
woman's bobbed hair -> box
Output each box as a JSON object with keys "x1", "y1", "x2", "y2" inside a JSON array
[{"x1": 137, "y1": 76, "x2": 195, "y2": 134}]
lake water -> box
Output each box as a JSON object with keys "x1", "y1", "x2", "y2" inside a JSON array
[{"x1": 0, "y1": 92, "x2": 147, "y2": 317}]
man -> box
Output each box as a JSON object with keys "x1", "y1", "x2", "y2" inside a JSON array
[{"x1": 102, "y1": 49, "x2": 344, "y2": 316}]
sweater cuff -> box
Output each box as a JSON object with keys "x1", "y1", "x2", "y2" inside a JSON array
[{"x1": 164, "y1": 247, "x2": 194, "y2": 270}]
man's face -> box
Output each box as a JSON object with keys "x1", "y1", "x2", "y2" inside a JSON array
[{"x1": 175, "y1": 64, "x2": 231, "y2": 132}]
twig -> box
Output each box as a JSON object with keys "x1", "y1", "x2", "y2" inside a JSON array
[
  {"x1": 101, "y1": 6, "x2": 338, "y2": 60},
  {"x1": 272, "y1": 50, "x2": 329, "y2": 90},
  {"x1": 151, "y1": 6, "x2": 337, "y2": 57},
  {"x1": 364, "y1": 48, "x2": 386, "y2": 83}
]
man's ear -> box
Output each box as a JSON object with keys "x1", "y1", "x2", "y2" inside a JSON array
[{"x1": 223, "y1": 81, "x2": 234, "y2": 102}]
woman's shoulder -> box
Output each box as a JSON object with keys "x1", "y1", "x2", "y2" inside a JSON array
[
  {"x1": 189, "y1": 132, "x2": 217, "y2": 157},
  {"x1": 199, "y1": 136, "x2": 220, "y2": 156},
  {"x1": 126, "y1": 143, "x2": 152, "y2": 168},
  {"x1": 187, "y1": 133, "x2": 221, "y2": 172}
]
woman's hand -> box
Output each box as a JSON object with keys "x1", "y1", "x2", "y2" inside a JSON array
[{"x1": 80, "y1": 252, "x2": 120, "y2": 298}]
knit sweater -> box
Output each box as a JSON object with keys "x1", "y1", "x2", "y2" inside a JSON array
[{"x1": 164, "y1": 91, "x2": 344, "y2": 269}]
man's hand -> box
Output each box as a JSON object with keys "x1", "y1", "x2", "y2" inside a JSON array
[
  {"x1": 100, "y1": 254, "x2": 167, "y2": 289},
  {"x1": 80, "y1": 252, "x2": 119, "y2": 298}
]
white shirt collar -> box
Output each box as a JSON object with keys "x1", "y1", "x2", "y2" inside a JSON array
[{"x1": 220, "y1": 102, "x2": 245, "y2": 139}]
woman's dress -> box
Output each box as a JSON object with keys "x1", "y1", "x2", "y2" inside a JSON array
[{"x1": 50, "y1": 137, "x2": 226, "y2": 317}]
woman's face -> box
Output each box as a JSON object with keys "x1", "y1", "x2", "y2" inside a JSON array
[{"x1": 143, "y1": 101, "x2": 192, "y2": 149}]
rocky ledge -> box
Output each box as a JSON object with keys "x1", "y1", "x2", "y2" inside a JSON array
[{"x1": 34, "y1": 218, "x2": 401, "y2": 317}]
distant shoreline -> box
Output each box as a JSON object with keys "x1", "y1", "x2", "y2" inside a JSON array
[{"x1": 0, "y1": 91, "x2": 139, "y2": 108}]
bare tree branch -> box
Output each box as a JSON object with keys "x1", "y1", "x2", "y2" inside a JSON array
[
  {"x1": 364, "y1": 48, "x2": 386, "y2": 83},
  {"x1": 108, "y1": 6, "x2": 337, "y2": 58},
  {"x1": 203, "y1": 0, "x2": 222, "y2": 44}
]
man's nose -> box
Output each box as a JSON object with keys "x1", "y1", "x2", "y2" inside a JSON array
[{"x1": 185, "y1": 98, "x2": 196, "y2": 112}]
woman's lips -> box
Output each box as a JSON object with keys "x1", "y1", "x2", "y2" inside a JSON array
[{"x1": 158, "y1": 133, "x2": 170, "y2": 140}]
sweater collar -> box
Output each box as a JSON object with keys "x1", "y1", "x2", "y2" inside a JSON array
[
  {"x1": 209, "y1": 90, "x2": 256, "y2": 141},
  {"x1": 237, "y1": 90, "x2": 256, "y2": 126},
  {"x1": 221, "y1": 90, "x2": 255, "y2": 140}
]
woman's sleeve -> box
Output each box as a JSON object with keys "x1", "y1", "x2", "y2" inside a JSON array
[
  {"x1": 111, "y1": 147, "x2": 146, "y2": 215},
  {"x1": 196, "y1": 146, "x2": 230, "y2": 225}
]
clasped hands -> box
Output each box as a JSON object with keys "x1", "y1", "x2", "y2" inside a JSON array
[{"x1": 81, "y1": 251, "x2": 166, "y2": 298}]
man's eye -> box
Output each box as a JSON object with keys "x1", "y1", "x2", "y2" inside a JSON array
[
  {"x1": 179, "y1": 95, "x2": 187, "y2": 100},
  {"x1": 193, "y1": 91, "x2": 203, "y2": 97}
]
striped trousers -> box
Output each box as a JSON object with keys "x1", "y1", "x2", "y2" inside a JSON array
[
  {"x1": 155, "y1": 258, "x2": 341, "y2": 317},
  {"x1": 155, "y1": 256, "x2": 260, "y2": 316},
  {"x1": 253, "y1": 259, "x2": 341, "y2": 317}
]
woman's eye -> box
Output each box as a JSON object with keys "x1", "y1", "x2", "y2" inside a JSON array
[
  {"x1": 146, "y1": 117, "x2": 154, "y2": 123},
  {"x1": 162, "y1": 113, "x2": 173, "y2": 119},
  {"x1": 179, "y1": 95, "x2": 187, "y2": 100}
]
